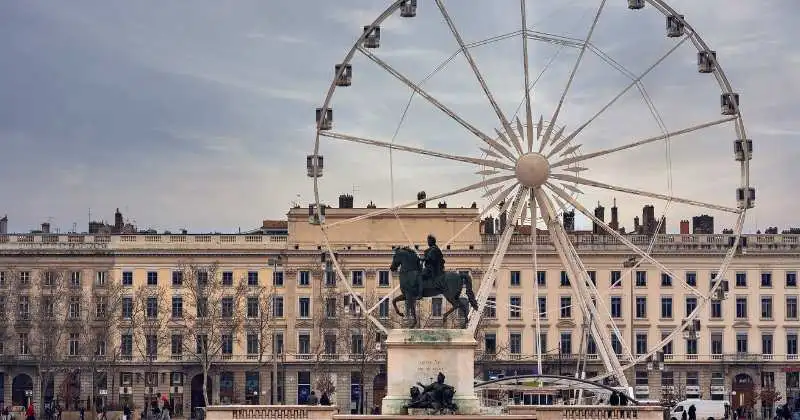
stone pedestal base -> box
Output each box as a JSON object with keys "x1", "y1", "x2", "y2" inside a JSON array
[{"x1": 381, "y1": 329, "x2": 480, "y2": 415}]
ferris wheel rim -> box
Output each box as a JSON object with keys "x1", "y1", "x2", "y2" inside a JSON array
[{"x1": 310, "y1": 0, "x2": 752, "y2": 388}]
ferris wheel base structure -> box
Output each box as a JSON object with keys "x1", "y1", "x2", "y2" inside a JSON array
[{"x1": 382, "y1": 328, "x2": 481, "y2": 415}]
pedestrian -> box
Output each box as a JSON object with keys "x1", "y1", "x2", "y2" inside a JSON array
[
  {"x1": 688, "y1": 404, "x2": 696, "y2": 420},
  {"x1": 123, "y1": 405, "x2": 131, "y2": 420},
  {"x1": 159, "y1": 400, "x2": 170, "y2": 420},
  {"x1": 681, "y1": 409, "x2": 688, "y2": 420},
  {"x1": 26, "y1": 402, "x2": 36, "y2": 420}
]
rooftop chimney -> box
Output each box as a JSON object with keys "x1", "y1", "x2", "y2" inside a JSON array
[
  {"x1": 609, "y1": 198, "x2": 619, "y2": 231},
  {"x1": 593, "y1": 202, "x2": 605, "y2": 235},
  {"x1": 680, "y1": 220, "x2": 690, "y2": 235},
  {"x1": 338, "y1": 194, "x2": 354, "y2": 209},
  {"x1": 114, "y1": 208, "x2": 124, "y2": 232},
  {"x1": 563, "y1": 210, "x2": 575, "y2": 232},
  {"x1": 484, "y1": 216, "x2": 495, "y2": 235}
]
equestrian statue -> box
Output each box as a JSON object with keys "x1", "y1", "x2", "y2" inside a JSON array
[{"x1": 390, "y1": 234, "x2": 479, "y2": 328}]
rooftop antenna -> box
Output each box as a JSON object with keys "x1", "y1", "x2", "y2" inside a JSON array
[
  {"x1": 291, "y1": 193, "x2": 302, "y2": 208},
  {"x1": 88, "y1": 208, "x2": 92, "y2": 223}
]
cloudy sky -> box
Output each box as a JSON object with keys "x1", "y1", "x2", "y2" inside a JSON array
[{"x1": 0, "y1": 1, "x2": 796, "y2": 235}]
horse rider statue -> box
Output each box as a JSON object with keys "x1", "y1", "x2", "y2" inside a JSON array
[{"x1": 419, "y1": 234, "x2": 445, "y2": 298}]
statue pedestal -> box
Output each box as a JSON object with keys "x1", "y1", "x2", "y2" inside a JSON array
[{"x1": 381, "y1": 329, "x2": 480, "y2": 415}]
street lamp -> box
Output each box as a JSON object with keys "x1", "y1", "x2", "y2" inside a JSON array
[
  {"x1": 267, "y1": 255, "x2": 283, "y2": 405},
  {"x1": 623, "y1": 256, "x2": 639, "y2": 362}
]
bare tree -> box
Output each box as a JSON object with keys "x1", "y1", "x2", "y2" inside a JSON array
[
  {"x1": 244, "y1": 279, "x2": 280, "y2": 404},
  {"x1": 339, "y1": 291, "x2": 395, "y2": 414},
  {"x1": 310, "y1": 285, "x2": 350, "y2": 402},
  {"x1": 660, "y1": 382, "x2": 686, "y2": 408},
  {"x1": 84, "y1": 270, "x2": 126, "y2": 415},
  {"x1": 755, "y1": 387, "x2": 782, "y2": 418},
  {"x1": 176, "y1": 262, "x2": 247, "y2": 407},
  {"x1": 30, "y1": 268, "x2": 71, "y2": 409},
  {"x1": 131, "y1": 283, "x2": 171, "y2": 408}
]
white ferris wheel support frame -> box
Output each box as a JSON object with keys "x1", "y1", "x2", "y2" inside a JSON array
[{"x1": 310, "y1": 0, "x2": 752, "y2": 390}]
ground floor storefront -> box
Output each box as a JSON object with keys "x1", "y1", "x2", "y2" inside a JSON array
[{"x1": 0, "y1": 363, "x2": 386, "y2": 416}]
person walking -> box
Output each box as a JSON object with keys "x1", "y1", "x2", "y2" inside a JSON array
[{"x1": 26, "y1": 402, "x2": 36, "y2": 420}]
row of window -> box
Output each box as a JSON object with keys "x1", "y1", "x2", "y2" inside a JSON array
[
  {"x1": 11, "y1": 329, "x2": 379, "y2": 359},
  {"x1": 6, "y1": 292, "x2": 796, "y2": 323},
  {"x1": 120, "y1": 294, "x2": 392, "y2": 319},
  {"x1": 507, "y1": 269, "x2": 800, "y2": 288},
  {"x1": 4, "y1": 268, "x2": 799, "y2": 289},
  {"x1": 3, "y1": 295, "x2": 104, "y2": 320},
  {"x1": 482, "y1": 294, "x2": 800, "y2": 321},
  {"x1": 483, "y1": 330, "x2": 800, "y2": 357},
  {"x1": 120, "y1": 269, "x2": 395, "y2": 288},
  {"x1": 0, "y1": 270, "x2": 107, "y2": 287}
]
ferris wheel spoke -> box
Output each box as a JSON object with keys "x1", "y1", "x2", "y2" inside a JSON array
[
  {"x1": 520, "y1": 0, "x2": 535, "y2": 153},
  {"x1": 443, "y1": 183, "x2": 520, "y2": 248},
  {"x1": 529, "y1": 192, "x2": 544, "y2": 374},
  {"x1": 548, "y1": 36, "x2": 689, "y2": 158},
  {"x1": 551, "y1": 116, "x2": 737, "y2": 168},
  {"x1": 549, "y1": 173, "x2": 740, "y2": 214},
  {"x1": 533, "y1": 186, "x2": 630, "y2": 387},
  {"x1": 320, "y1": 131, "x2": 514, "y2": 171},
  {"x1": 325, "y1": 174, "x2": 516, "y2": 229},
  {"x1": 540, "y1": 0, "x2": 607, "y2": 151},
  {"x1": 545, "y1": 182, "x2": 706, "y2": 298},
  {"x1": 434, "y1": 0, "x2": 522, "y2": 152},
  {"x1": 526, "y1": 31, "x2": 585, "y2": 49},
  {"x1": 466, "y1": 187, "x2": 528, "y2": 333},
  {"x1": 357, "y1": 46, "x2": 517, "y2": 162}
]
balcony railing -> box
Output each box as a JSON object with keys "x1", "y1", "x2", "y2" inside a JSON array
[
  {"x1": 3, "y1": 232, "x2": 800, "y2": 253},
  {"x1": 0, "y1": 233, "x2": 287, "y2": 251},
  {"x1": 482, "y1": 233, "x2": 800, "y2": 254}
]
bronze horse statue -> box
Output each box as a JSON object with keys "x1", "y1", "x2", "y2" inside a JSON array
[{"x1": 390, "y1": 246, "x2": 478, "y2": 328}]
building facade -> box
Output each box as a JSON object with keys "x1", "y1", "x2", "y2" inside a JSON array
[{"x1": 0, "y1": 206, "x2": 798, "y2": 416}]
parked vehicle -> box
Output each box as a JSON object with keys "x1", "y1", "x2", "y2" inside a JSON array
[{"x1": 670, "y1": 399, "x2": 731, "y2": 420}]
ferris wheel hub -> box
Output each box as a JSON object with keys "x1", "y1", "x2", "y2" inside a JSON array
[{"x1": 515, "y1": 152, "x2": 550, "y2": 187}]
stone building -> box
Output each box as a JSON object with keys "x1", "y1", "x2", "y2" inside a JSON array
[{"x1": 0, "y1": 205, "x2": 797, "y2": 417}]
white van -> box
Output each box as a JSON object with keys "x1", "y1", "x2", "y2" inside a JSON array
[{"x1": 670, "y1": 399, "x2": 731, "y2": 420}]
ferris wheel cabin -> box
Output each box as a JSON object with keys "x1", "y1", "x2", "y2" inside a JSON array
[
  {"x1": 334, "y1": 64, "x2": 352, "y2": 87},
  {"x1": 306, "y1": 155, "x2": 323, "y2": 178},
  {"x1": 711, "y1": 278, "x2": 730, "y2": 301},
  {"x1": 697, "y1": 50, "x2": 717, "y2": 73},
  {"x1": 734, "y1": 139, "x2": 753, "y2": 161},
  {"x1": 627, "y1": 0, "x2": 645, "y2": 10},
  {"x1": 363, "y1": 25, "x2": 381, "y2": 49},
  {"x1": 737, "y1": 187, "x2": 756, "y2": 209},
  {"x1": 400, "y1": 0, "x2": 417, "y2": 18},
  {"x1": 666, "y1": 14, "x2": 685, "y2": 37},
  {"x1": 315, "y1": 107, "x2": 333, "y2": 131},
  {"x1": 721, "y1": 93, "x2": 739, "y2": 115}
]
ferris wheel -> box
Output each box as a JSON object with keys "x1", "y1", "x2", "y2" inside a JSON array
[{"x1": 308, "y1": 0, "x2": 753, "y2": 390}]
